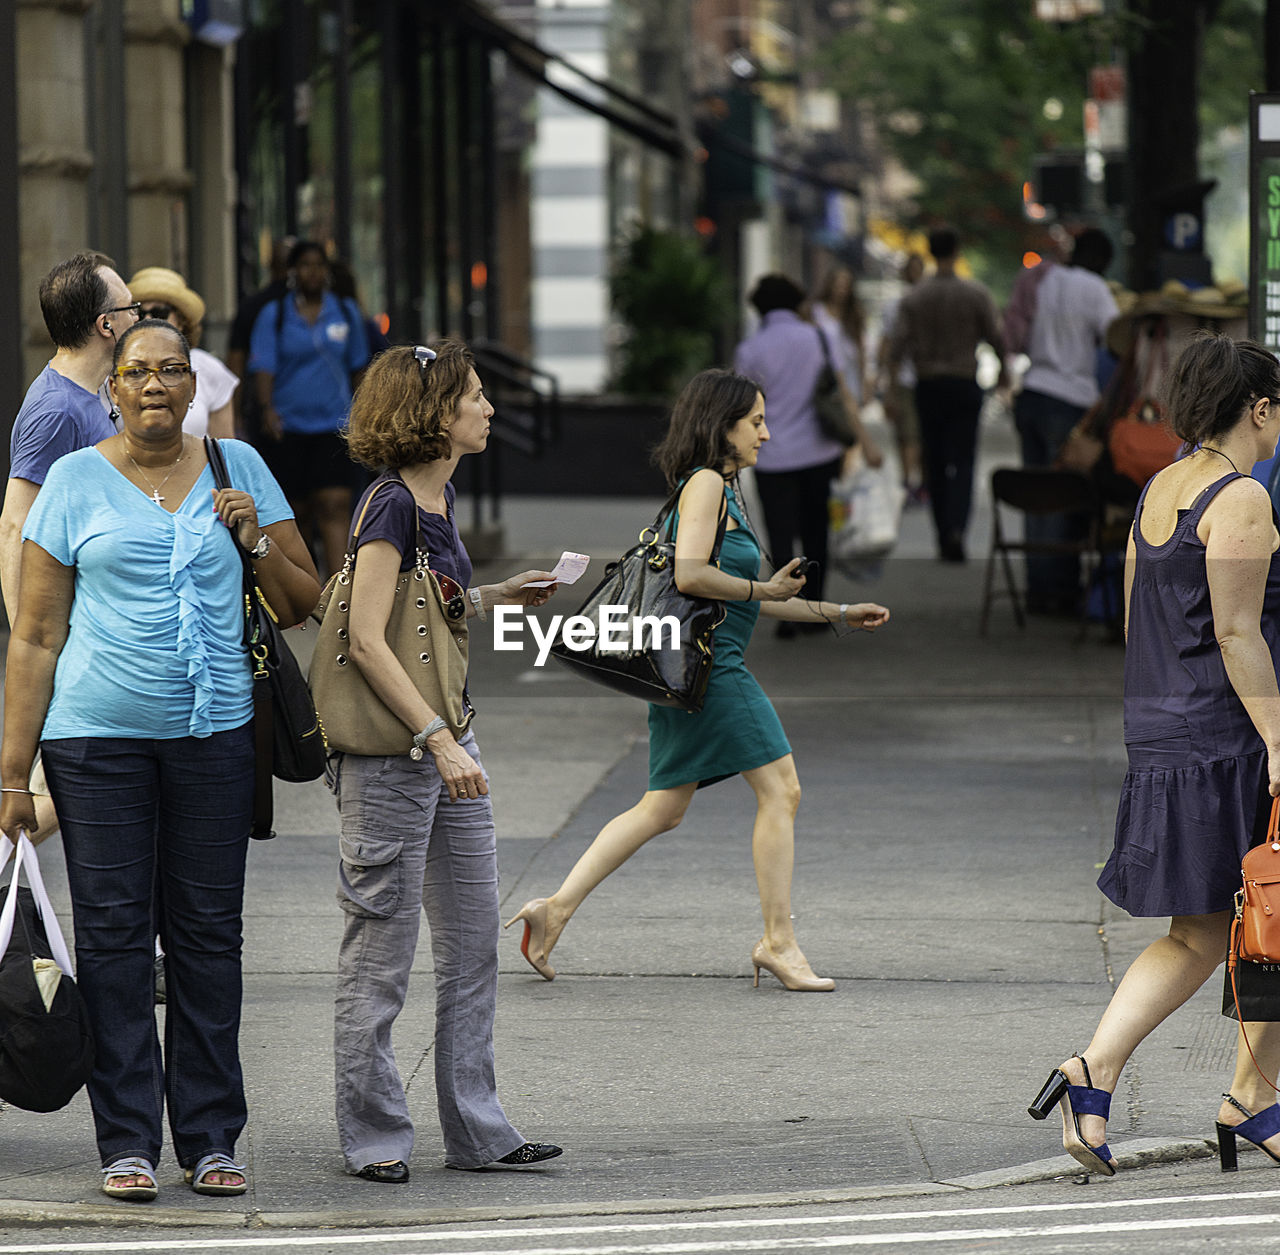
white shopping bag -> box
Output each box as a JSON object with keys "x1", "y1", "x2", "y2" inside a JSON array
[{"x1": 830, "y1": 466, "x2": 904, "y2": 577}]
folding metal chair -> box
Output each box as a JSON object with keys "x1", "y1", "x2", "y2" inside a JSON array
[{"x1": 979, "y1": 467, "x2": 1101, "y2": 636}]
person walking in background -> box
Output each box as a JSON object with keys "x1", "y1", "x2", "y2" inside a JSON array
[
  {"x1": 330, "y1": 343, "x2": 562, "y2": 1183},
  {"x1": 330, "y1": 258, "x2": 391, "y2": 359},
  {"x1": 249, "y1": 240, "x2": 370, "y2": 578},
  {"x1": 0, "y1": 317, "x2": 320, "y2": 1201},
  {"x1": 876, "y1": 254, "x2": 925, "y2": 503},
  {"x1": 1028, "y1": 335, "x2": 1280, "y2": 1175},
  {"x1": 226, "y1": 237, "x2": 292, "y2": 441},
  {"x1": 0, "y1": 251, "x2": 140, "y2": 845},
  {"x1": 129, "y1": 267, "x2": 239, "y2": 440},
  {"x1": 810, "y1": 265, "x2": 868, "y2": 406},
  {"x1": 887, "y1": 228, "x2": 1005, "y2": 562},
  {"x1": 506, "y1": 369, "x2": 890, "y2": 992},
  {"x1": 734, "y1": 274, "x2": 875, "y2": 629},
  {"x1": 1009, "y1": 228, "x2": 1118, "y2": 615}
]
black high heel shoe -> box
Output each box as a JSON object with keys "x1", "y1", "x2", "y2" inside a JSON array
[
  {"x1": 1217, "y1": 1094, "x2": 1280, "y2": 1171},
  {"x1": 1027, "y1": 1052, "x2": 1117, "y2": 1177}
]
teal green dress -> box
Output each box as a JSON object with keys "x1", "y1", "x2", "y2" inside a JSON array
[{"x1": 647, "y1": 481, "x2": 791, "y2": 790}]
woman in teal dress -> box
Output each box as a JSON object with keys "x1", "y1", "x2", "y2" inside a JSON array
[{"x1": 506, "y1": 370, "x2": 890, "y2": 991}]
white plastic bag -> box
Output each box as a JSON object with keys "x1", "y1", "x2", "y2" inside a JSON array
[{"x1": 830, "y1": 466, "x2": 904, "y2": 577}]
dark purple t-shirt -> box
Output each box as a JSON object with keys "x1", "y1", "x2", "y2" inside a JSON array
[{"x1": 352, "y1": 475, "x2": 472, "y2": 587}]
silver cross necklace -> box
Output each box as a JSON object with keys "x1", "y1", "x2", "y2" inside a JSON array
[{"x1": 126, "y1": 439, "x2": 187, "y2": 504}]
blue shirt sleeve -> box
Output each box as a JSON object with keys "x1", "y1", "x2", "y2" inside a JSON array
[
  {"x1": 22, "y1": 454, "x2": 81, "y2": 564},
  {"x1": 248, "y1": 300, "x2": 281, "y2": 376},
  {"x1": 221, "y1": 439, "x2": 292, "y2": 527},
  {"x1": 342, "y1": 300, "x2": 371, "y2": 372}
]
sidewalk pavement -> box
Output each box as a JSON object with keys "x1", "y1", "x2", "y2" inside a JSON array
[{"x1": 0, "y1": 420, "x2": 1235, "y2": 1230}]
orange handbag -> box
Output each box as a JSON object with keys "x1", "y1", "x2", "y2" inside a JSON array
[{"x1": 1107, "y1": 400, "x2": 1183, "y2": 488}]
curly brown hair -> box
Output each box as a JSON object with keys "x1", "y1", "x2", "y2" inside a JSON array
[{"x1": 344, "y1": 341, "x2": 476, "y2": 469}]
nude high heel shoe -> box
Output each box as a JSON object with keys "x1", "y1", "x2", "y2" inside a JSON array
[
  {"x1": 751, "y1": 939, "x2": 835, "y2": 992},
  {"x1": 504, "y1": 898, "x2": 557, "y2": 980}
]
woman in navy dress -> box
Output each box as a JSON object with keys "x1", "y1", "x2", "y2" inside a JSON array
[
  {"x1": 1029, "y1": 334, "x2": 1280, "y2": 1174},
  {"x1": 505, "y1": 370, "x2": 889, "y2": 991}
]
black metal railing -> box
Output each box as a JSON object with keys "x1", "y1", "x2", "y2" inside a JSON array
[{"x1": 464, "y1": 340, "x2": 560, "y2": 529}]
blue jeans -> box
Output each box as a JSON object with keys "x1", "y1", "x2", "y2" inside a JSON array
[
  {"x1": 1015, "y1": 388, "x2": 1088, "y2": 607},
  {"x1": 41, "y1": 725, "x2": 254, "y2": 1169},
  {"x1": 330, "y1": 732, "x2": 524, "y2": 1171}
]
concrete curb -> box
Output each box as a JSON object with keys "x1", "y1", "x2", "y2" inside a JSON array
[{"x1": 0, "y1": 1138, "x2": 1217, "y2": 1231}]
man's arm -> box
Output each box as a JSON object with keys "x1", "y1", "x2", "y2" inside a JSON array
[{"x1": 0, "y1": 477, "x2": 41, "y2": 624}]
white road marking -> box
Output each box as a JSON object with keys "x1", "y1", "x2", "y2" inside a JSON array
[{"x1": 3, "y1": 1189, "x2": 1280, "y2": 1254}]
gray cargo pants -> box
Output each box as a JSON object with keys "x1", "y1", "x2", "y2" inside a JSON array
[{"x1": 330, "y1": 735, "x2": 525, "y2": 1171}]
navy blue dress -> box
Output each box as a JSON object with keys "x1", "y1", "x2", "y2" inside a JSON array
[{"x1": 1098, "y1": 473, "x2": 1280, "y2": 917}]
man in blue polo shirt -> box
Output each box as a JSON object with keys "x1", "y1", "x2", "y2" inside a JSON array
[
  {"x1": 249, "y1": 240, "x2": 369, "y2": 578},
  {"x1": 0, "y1": 250, "x2": 140, "y2": 842},
  {"x1": 1, "y1": 251, "x2": 139, "y2": 619}
]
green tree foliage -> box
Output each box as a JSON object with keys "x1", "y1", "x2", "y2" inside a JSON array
[
  {"x1": 610, "y1": 227, "x2": 729, "y2": 397},
  {"x1": 1200, "y1": 0, "x2": 1264, "y2": 136},
  {"x1": 823, "y1": 1, "x2": 1097, "y2": 286}
]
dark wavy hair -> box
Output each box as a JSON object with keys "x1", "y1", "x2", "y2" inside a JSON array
[
  {"x1": 653, "y1": 369, "x2": 762, "y2": 490},
  {"x1": 112, "y1": 317, "x2": 191, "y2": 368},
  {"x1": 1163, "y1": 332, "x2": 1280, "y2": 446},
  {"x1": 344, "y1": 341, "x2": 475, "y2": 470}
]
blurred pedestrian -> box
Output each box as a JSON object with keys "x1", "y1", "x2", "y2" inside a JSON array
[
  {"x1": 505, "y1": 369, "x2": 890, "y2": 991},
  {"x1": 1011, "y1": 228, "x2": 1119, "y2": 614},
  {"x1": 1028, "y1": 334, "x2": 1280, "y2": 1176},
  {"x1": 226, "y1": 237, "x2": 291, "y2": 440},
  {"x1": 330, "y1": 258, "x2": 391, "y2": 359},
  {"x1": 876, "y1": 254, "x2": 925, "y2": 501},
  {"x1": 0, "y1": 251, "x2": 140, "y2": 846},
  {"x1": 0, "y1": 317, "x2": 320, "y2": 1201},
  {"x1": 887, "y1": 228, "x2": 1005, "y2": 562},
  {"x1": 330, "y1": 342, "x2": 562, "y2": 1182},
  {"x1": 734, "y1": 274, "x2": 875, "y2": 628},
  {"x1": 811, "y1": 265, "x2": 868, "y2": 404},
  {"x1": 129, "y1": 267, "x2": 238, "y2": 440},
  {"x1": 249, "y1": 240, "x2": 370, "y2": 578}
]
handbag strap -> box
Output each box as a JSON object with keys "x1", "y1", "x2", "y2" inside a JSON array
[
  {"x1": 0, "y1": 833, "x2": 75, "y2": 976},
  {"x1": 654, "y1": 477, "x2": 730, "y2": 566},
  {"x1": 203, "y1": 436, "x2": 275, "y2": 841},
  {"x1": 1231, "y1": 796, "x2": 1280, "y2": 1091},
  {"x1": 814, "y1": 323, "x2": 835, "y2": 372}
]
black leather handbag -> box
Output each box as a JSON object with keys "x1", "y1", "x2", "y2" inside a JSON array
[
  {"x1": 549, "y1": 485, "x2": 727, "y2": 713},
  {"x1": 205, "y1": 438, "x2": 326, "y2": 838}
]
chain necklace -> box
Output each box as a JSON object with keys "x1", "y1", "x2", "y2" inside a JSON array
[
  {"x1": 125, "y1": 439, "x2": 187, "y2": 504},
  {"x1": 1201, "y1": 445, "x2": 1241, "y2": 475}
]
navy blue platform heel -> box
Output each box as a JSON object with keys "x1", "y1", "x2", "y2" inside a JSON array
[
  {"x1": 1027, "y1": 1052, "x2": 1117, "y2": 1177},
  {"x1": 1217, "y1": 1094, "x2": 1280, "y2": 1171}
]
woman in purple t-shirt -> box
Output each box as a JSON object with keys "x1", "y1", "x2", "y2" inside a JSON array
[{"x1": 329, "y1": 342, "x2": 562, "y2": 1183}]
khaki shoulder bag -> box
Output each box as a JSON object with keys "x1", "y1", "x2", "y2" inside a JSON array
[{"x1": 309, "y1": 477, "x2": 473, "y2": 755}]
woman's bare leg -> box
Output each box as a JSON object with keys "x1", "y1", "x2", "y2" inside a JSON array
[
  {"x1": 740, "y1": 756, "x2": 811, "y2": 962},
  {"x1": 1062, "y1": 911, "x2": 1231, "y2": 1150},
  {"x1": 538, "y1": 785, "x2": 697, "y2": 957}
]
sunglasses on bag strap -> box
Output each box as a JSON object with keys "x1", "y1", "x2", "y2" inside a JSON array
[{"x1": 434, "y1": 570, "x2": 466, "y2": 620}]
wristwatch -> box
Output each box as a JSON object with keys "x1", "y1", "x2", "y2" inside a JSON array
[
  {"x1": 248, "y1": 533, "x2": 272, "y2": 560},
  {"x1": 467, "y1": 586, "x2": 486, "y2": 621}
]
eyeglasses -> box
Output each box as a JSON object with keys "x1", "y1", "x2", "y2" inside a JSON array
[
  {"x1": 433, "y1": 570, "x2": 466, "y2": 620},
  {"x1": 139, "y1": 303, "x2": 175, "y2": 321},
  {"x1": 114, "y1": 364, "x2": 192, "y2": 389},
  {"x1": 104, "y1": 302, "x2": 142, "y2": 321},
  {"x1": 413, "y1": 345, "x2": 437, "y2": 372}
]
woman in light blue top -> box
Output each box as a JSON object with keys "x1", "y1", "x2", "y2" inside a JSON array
[{"x1": 0, "y1": 319, "x2": 321, "y2": 1203}]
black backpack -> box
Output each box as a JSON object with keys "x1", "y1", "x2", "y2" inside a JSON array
[{"x1": 0, "y1": 836, "x2": 94, "y2": 1112}]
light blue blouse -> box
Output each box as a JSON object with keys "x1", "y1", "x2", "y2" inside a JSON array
[{"x1": 23, "y1": 440, "x2": 292, "y2": 741}]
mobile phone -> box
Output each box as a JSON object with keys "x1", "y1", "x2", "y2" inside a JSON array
[{"x1": 793, "y1": 557, "x2": 817, "y2": 579}]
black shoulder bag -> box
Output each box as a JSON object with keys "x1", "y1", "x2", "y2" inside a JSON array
[
  {"x1": 813, "y1": 325, "x2": 857, "y2": 447},
  {"x1": 549, "y1": 483, "x2": 728, "y2": 713},
  {"x1": 205, "y1": 437, "x2": 326, "y2": 840}
]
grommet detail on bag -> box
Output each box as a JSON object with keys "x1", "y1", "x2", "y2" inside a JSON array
[
  {"x1": 337, "y1": 601, "x2": 348, "y2": 613},
  {"x1": 416, "y1": 597, "x2": 427, "y2": 608},
  {"x1": 419, "y1": 652, "x2": 430, "y2": 663},
  {"x1": 338, "y1": 574, "x2": 350, "y2": 586},
  {"x1": 417, "y1": 625, "x2": 428, "y2": 636},
  {"x1": 336, "y1": 654, "x2": 348, "y2": 666},
  {"x1": 414, "y1": 571, "x2": 425, "y2": 582},
  {"x1": 455, "y1": 635, "x2": 465, "y2": 645},
  {"x1": 337, "y1": 628, "x2": 348, "y2": 640}
]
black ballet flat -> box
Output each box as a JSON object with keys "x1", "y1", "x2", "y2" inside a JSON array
[
  {"x1": 355, "y1": 1159, "x2": 409, "y2": 1183},
  {"x1": 498, "y1": 1142, "x2": 562, "y2": 1166}
]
